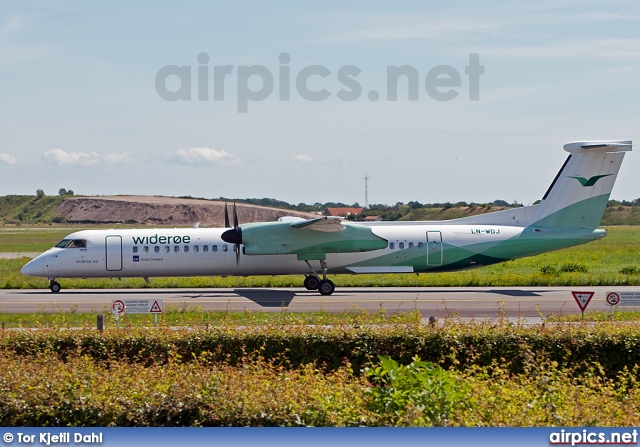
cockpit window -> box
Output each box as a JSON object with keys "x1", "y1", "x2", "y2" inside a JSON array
[
  {"x1": 56, "y1": 239, "x2": 87, "y2": 248},
  {"x1": 68, "y1": 239, "x2": 87, "y2": 248},
  {"x1": 55, "y1": 239, "x2": 72, "y2": 248}
]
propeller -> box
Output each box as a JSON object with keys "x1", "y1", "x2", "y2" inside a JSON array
[
  {"x1": 221, "y1": 201, "x2": 242, "y2": 265},
  {"x1": 224, "y1": 202, "x2": 231, "y2": 228},
  {"x1": 233, "y1": 202, "x2": 241, "y2": 265}
]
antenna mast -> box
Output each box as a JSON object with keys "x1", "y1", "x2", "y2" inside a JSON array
[{"x1": 363, "y1": 172, "x2": 370, "y2": 208}]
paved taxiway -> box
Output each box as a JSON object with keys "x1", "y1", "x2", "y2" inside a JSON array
[{"x1": 1, "y1": 286, "x2": 639, "y2": 320}]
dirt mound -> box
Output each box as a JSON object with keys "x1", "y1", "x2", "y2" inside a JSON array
[{"x1": 56, "y1": 196, "x2": 317, "y2": 226}]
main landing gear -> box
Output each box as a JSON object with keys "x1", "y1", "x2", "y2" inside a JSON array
[
  {"x1": 303, "y1": 275, "x2": 319, "y2": 290},
  {"x1": 304, "y1": 260, "x2": 336, "y2": 296},
  {"x1": 48, "y1": 278, "x2": 61, "y2": 293}
]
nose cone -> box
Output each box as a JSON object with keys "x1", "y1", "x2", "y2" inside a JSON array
[
  {"x1": 21, "y1": 257, "x2": 43, "y2": 277},
  {"x1": 221, "y1": 228, "x2": 242, "y2": 244}
]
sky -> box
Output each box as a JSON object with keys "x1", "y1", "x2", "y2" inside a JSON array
[{"x1": 1, "y1": 1, "x2": 639, "y2": 207}]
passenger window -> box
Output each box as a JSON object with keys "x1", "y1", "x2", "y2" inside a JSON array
[
  {"x1": 399, "y1": 242, "x2": 405, "y2": 249},
  {"x1": 222, "y1": 245, "x2": 228, "y2": 252},
  {"x1": 143, "y1": 246, "x2": 149, "y2": 253},
  {"x1": 184, "y1": 245, "x2": 190, "y2": 253},
  {"x1": 409, "y1": 242, "x2": 414, "y2": 249},
  {"x1": 133, "y1": 246, "x2": 138, "y2": 253},
  {"x1": 212, "y1": 245, "x2": 218, "y2": 252},
  {"x1": 203, "y1": 245, "x2": 209, "y2": 253},
  {"x1": 389, "y1": 242, "x2": 395, "y2": 249},
  {"x1": 174, "y1": 246, "x2": 179, "y2": 253},
  {"x1": 193, "y1": 245, "x2": 199, "y2": 253},
  {"x1": 164, "y1": 246, "x2": 170, "y2": 253},
  {"x1": 154, "y1": 246, "x2": 160, "y2": 253}
]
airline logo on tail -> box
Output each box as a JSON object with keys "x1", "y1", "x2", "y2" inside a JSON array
[{"x1": 569, "y1": 174, "x2": 611, "y2": 187}]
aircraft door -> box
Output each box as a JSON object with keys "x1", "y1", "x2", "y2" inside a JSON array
[
  {"x1": 105, "y1": 235, "x2": 123, "y2": 271},
  {"x1": 426, "y1": 231, "x2": 443, "y2": 266}
]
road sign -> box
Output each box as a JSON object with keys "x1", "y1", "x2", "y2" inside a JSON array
[
  {"x1": 149, "y1": 300, "x2": 162, "y2": 313},
  {"x1": 110, "y1": 299, "x2": 163, "y2": 314},
  {"x1": 606, "y1": 292, "x2": 621, "y2": 306},
  {"x1": 606, "y1": 291, "x2": 640, "y2": 307},
  {"x1": 571, "y1": 291, "x2": 594, "y2": 313},
  {"x1": 112, "y1": 299, "x2": 125, "y2": 314}
]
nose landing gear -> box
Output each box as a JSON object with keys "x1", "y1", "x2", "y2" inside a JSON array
[{"x1": 48, "y1": 278, "x2": 61, "y2": 293}]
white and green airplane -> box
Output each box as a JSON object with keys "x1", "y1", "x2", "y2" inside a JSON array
[{"x1": 21, "y1": 140, "x2": 632, "y2": 295}]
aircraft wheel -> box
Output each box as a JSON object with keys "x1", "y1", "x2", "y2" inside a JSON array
[
  {"x1": 304, "y1": 275, "x2": 319, "y2": 290},
  {"x1": 50, "y1": 282, "x2": 61, "y2": 293},
  {"x1": 317, "y1": 279, "x2": 335, "y2": 296}
]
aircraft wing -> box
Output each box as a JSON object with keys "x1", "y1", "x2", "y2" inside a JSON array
[{"x1": 290, "y1": 216, "x2": 346, "y2": 232}]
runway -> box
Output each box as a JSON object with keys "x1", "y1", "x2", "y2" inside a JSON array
[{"x1": 1, "y1": 286, "x2": 639, "y2": 320}]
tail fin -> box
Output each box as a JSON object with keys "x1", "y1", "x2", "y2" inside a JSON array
[{"x1": 530, "y1": 140, "x2": 632, "y2": 228}]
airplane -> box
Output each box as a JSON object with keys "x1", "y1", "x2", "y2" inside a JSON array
[{"x1": 21, "y1": 140, "x2": 632, "y2": 296}]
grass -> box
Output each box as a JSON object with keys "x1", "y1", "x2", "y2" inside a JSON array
[
  {"x1": 0, "y1": 228, "x2": 77, "y2": 253},
  {"x1": 0, "y1": 306, "x2": 421, "y2": 329},
  {"x1": 548, "y1": 309, "x2": 640, "y2": 322}
]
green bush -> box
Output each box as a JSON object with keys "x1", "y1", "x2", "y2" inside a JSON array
[
  {"x1": 620, "y1": 266, "x2": 640, "y2": 275},
  {"x1": 364, "y1": 355, "x2": 471, "y2": 426},
  {"x1": 559, "y1": 263, "x2": 589, "y2": 273},
  {"x1": 539, "y1": 265, "x2": 558, "y2": 276}
]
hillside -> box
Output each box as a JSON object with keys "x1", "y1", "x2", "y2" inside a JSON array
[
  {"x1": 602, "y1": 205, "x2": 640, "y2": 226},
  {"x1": 0, "y1": 195, "x2": 317, "y2": 226},
  {"x1": 0, "y1": 195, "x2": 66, "y2": 224},
  {"x1": 398, "y1": 205, "x2": 512, "y2": 221}
]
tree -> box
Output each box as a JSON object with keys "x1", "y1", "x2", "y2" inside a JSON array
[{"x1": 36, "y1": 189, "x2": 45, "y2": 198}]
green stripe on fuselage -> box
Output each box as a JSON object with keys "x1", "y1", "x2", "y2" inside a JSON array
[{"x1": 334, "y1": 195, "x2": 609, "y2": 274}]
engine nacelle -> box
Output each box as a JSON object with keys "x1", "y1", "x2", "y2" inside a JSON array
[{"x1": 235, "y1": 220, "x2": 388, "y2": 258}]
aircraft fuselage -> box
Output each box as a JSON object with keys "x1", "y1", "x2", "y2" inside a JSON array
[{"x1": 21, "y1": 224, "x2": 603, "y2": 280}]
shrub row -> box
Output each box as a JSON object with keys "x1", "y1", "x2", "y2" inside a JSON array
[
  {"x1": 2, "y1": 322, "x2": 640, "y2": 378},
  {"x1": 1, "y1": 342, "x2": 639, "y2": 426},
  {"x1": 0, "y1": 352, "x2": 369, "y2": 426}
]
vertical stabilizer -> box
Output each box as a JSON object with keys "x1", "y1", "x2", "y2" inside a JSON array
[{"x1": 530, "y1": 140, "x2": 631, "y2": 228}]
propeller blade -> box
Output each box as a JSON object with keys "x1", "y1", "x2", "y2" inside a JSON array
[
  {"x1": 233, "y1": 202, "x2": 239, "y2": 230},
  {"x1": 233, "y1": 202, "x2": 240, "y2": 265},
  {"x1": 224, "y1": 203, "x2": 230, "y2": 228}
]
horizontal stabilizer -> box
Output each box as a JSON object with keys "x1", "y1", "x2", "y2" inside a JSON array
[{"x1": 564, "y1": 140, "x2": 632, "y2": 153}]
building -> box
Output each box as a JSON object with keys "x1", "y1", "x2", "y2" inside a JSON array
[{"x1": 324, "y1": 207, "x2": 363, "y2": 217}]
